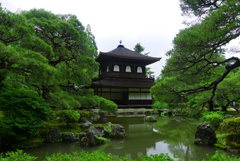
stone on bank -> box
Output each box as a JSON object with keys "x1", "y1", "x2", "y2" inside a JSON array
[
  {"x1": 194, "y1": 122, "x2": 217, "y2": 145},
  {"x1": 144, "y1": 116, "x2": 157, "y2": 122}
]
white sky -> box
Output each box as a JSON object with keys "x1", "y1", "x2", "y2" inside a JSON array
[{"x1": 1, "y1": 0, "x2": 238, "y2": 77}]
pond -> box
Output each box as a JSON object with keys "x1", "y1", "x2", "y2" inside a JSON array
[{"x1": 24, "y1": 116, "x2": 240, "y2": 160}]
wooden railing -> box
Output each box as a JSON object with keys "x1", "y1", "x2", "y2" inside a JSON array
[{"x1": 100, "y1": 72, "x2": 155, "y2": 80}]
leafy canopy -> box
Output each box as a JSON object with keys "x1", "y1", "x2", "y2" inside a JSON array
[
  {"x1": 151, "y1": 0, "x2": 240, "y2": 112},
  {"x1": 0, "y1": 87, "x2": 50, "y2": 141}
]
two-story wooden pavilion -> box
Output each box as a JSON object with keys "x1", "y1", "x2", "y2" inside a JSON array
[{"x1": 91, "y1": 44, "x2": 161, "y2": 108}]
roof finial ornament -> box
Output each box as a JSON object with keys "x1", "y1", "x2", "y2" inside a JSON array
[{"x1": 119, "y1": 40, "x2": 122, "y2": 45}]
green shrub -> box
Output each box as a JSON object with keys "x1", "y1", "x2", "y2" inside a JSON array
[
  {"x1": 201, "y1": 151, "x2": 240, "y2": 161},
  {"x1": 216, "y1": 134, "x2": 228, "y2": 146},
  {"x1": 2, "y1": 150, "x2": 240, "y2": 161},
  {"x1": 200, "y1": 111, "x2": 227, "y2": 130},
  {"x1": 78, "y1": 110, "x2": 89, "y2": 118},
  {"x1": 221, "y1": 117, "x2": 240, "y2": 135},
  {"x1": 44, "y1": 151, "x2": 115, "y2": 161},
  {"x1": 44, "y1": 151, "x2": 178, "y2": 161},
  {"x1": 220, "y1": 117, "x2": 240, "y2": 147},
  {"x1": 0, "y1": 149, "x2": 37, "y2": 161},
  {"x1": 152, "y1": 101, "x2": 169, "y2": 109},
  {"x1": 140, "y1": 153, "x2": 177, "y2": 161},
  {"x1": 57, "y1": 110, "x2": 80, "y2": 127},
  {"x1": 161, "y1": 111, "x2": 168, "y2": 116},
  {"x1": 0, "y1": 89, "x2": 50, "y2": 141},
  {"x1": 99, "y1": 97, "x2": 117, "y2": 113}
]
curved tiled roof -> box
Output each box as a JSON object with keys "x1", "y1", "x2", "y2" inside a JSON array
[{"x1": 96, "y1": 45, "x2": 161, "y2": 62}]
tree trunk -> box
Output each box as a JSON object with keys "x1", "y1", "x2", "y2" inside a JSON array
[
  {"x1": 232, "y1": 104, "x2": 240, "y2": 117},
  {"x1": 42, "y1": 86, "x2": 50, "y2": 100},
  {"x1": 221, "y1": 105, "x2": 227, "y2": 111},
  {"x1": 208, "y1": 100, "x2": 213, "y2": 111}
]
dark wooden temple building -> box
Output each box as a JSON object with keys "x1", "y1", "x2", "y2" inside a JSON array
[{"x1": 91, "y1": 44, "x2": 161, "y2": 108}]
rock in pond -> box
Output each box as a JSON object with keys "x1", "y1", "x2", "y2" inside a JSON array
[
  {"x1": 62, "y1": 133, "x2": 79, "y2": 142},
  {"x1": 79, "y1": 133, "x2": 86, "y2": 139},
  {"x1": 144, "y1": 116, "x2": 157, "y2": 122},
  {"x1": 99, "y1": 112, "x2": 107, "y2": 124},
  {"x1": 111, "y1": 124, "x2": 125, "y2": 138},
  {"x1": 47, "y1": 127, "x2": 61, "y2": 142},
  {"x1": 95, "y1": 125, "x2": 104, "y2": 135},
  {"x1": 194, "y1": 122, "x2": 217, "y2": 145},
  {"x1": 81, "y1": 121, "x2": 92, "y2": 129},
  {"x1": 145, "y1": 111, "x2": 151, "y2": 116},
  {"x1": 80, "y1": 127, "x2": 106, "y2": 146}
]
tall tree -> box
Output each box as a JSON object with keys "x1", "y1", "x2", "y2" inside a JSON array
[
  {"x1": 152, "y1": 0, "x2": 240, "y2": 109},
  {"x1": 85, "y1": 24, "x2": 98, "y2": 57},
  {"x1": 216, "y1": 69, "x2": 240, "y2": 115},
  {"x1": 0, "y1": 6, "x2": 117, "y2": 112},
  {"x1": 134, "y1": 43, "x2": 145, "y2": 54},
  {"x1": 134, "y1": 43, "x2": 153, "y2": 75}
]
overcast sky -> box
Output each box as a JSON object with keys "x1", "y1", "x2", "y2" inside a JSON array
[{"x1": 2, "y1": 0, "x2": 238, "y2": 77}]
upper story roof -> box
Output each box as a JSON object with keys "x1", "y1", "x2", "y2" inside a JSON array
[{"x1": 95, "y1": 45, "x2": 161, "y2": 65}]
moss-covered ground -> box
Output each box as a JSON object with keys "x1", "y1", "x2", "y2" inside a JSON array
[
  {"x1": 213, "y1": 109, "x2": 240, "y2": 151},
  {"x1": 41, "y1": 121, "x2": 109, "y2": 137}
]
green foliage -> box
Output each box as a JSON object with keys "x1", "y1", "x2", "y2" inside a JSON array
[
  {"x1": 133, "y1": 43, "x2": 153, "y2": 75},
  {"x1": 151, "y1": 0, "x2": 240, "y2": 112},
  {"x1": 0, "y1": 149, "x2": 37, "y2": 161},
  {"x1": 161, "y1": 111, "x2": 168, "y2": 116},
  {"x1": 78, "y1": 110, "x2": 90, "y2": 118},
  {"x1": 95, "y1": 135, "x2": 109, "y2": 141},
  {"x1": 56, "y1": 110, "x2": 80, "y2": 127},
  {"x1": 44, "y1": 151, "x2": 115, "y2": 161},
  {"x1": 150, "y1": 76, "x2": 187, "y2": 109},
  {"x1": 0, "y1": 5, "x2": 116, "y2": 118},
  {"x1": 140, "y1": 153, "x2": 177, "y2": 161},
  {"x1": 217, "y1": 70, "x2": 240, "y2": 115},
  {"x1": 216, "y1": 134, "x2": 229, "y2": 147},
  {"x1": 2, "y1": 149, "x2": 240, "y2": 161},
  {"x1": 0, "y1": 110, "x2": 4, "y2": 121},
  {"x1": 201, "y1": 151, "x2": 240, "y2": 161},
  {"x1": 37, "y1": 150, "x2": 179, "y2": 161},
  {"x1": 85, "y1": 24, "x2": 98, "y2": 57},
  {"x1": 152, "y1": 101, "x2": 169, "y2": 109},
  {"x1": 0, "y1": 88, "x2": 50, "y2": 141},
  {"x1": 99, "y1": 97, "x2": 117, "y2": 113},
  {"x1": 200, "y1": 111, "x2": 227, "y2": 130},
  {"x1": 104, "y1": 127, "x2": 111, "y2": 134},
  {"x1": 134, "y1": 43, "x2": 145, "y2": 54},
  {"x1": 221, "y1": 117, "x2": 240, "y2": 135}
]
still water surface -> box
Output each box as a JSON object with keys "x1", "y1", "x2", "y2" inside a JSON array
[{"x1": 25, "y1": 116, "x2": 240, "y2": 160}]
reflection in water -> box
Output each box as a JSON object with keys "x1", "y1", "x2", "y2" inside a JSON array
[
  {"x1": 111, "y1": 139, "x2": 124, "y2": 149},
  {"x1": 128, "y1": 124, "x2": 153, "y2": 137},
  {"x1": 24, "y1": 116, "x2": 240, "y2": 161},
  {"x1": 147, "y1": 141, "x2": 175, "y2": 159}
]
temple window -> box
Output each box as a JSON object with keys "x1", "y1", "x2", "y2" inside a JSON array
[
  {"x1": 113, "y1": 65, "x2": 120, "y2": 72},
  {"x1": 125, "y1": 66, "x2": 131, "y2": 72},
  {"x1": 107, "y1": 66, "x2": 109, "y2": 72},
  {"x1": 137, "y1": 66, "x2": 142, "y2": 73}
]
